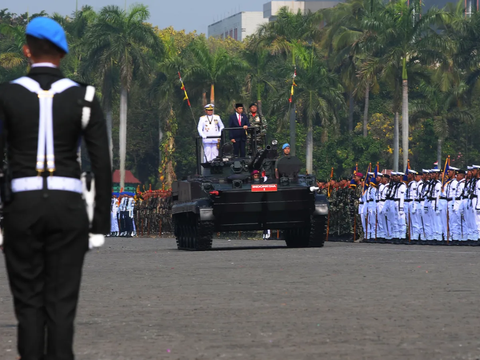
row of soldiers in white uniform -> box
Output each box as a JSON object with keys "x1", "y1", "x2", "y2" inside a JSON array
[
  {"x1": 109, "y1": 195, "x2": 136, "y2": 237},
  {"x1": 360, "y1": 165, "x2": 480, "y2": 244}
]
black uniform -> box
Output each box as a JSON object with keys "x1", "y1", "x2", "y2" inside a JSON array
[{"x1": 0, "y1": 66, "x2": 111, "y2": 359}]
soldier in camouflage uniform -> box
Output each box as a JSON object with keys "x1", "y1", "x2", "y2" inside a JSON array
[
  {"x1": 337, "y1": 180, "x2": 353, "y2": 239},
  {"x1": 247, "y1": 103, "x2": 267, "y2": 151}
]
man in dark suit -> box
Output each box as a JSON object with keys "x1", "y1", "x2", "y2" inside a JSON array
[
  {"x1": 228, "y1": 103, "x2": 250, "y2": 158},
  {"x1": 0, "y1": 17, "x2": 111, "y2": 360}
]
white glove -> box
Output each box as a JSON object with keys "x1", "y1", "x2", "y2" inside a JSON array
[
  {"x1": 0, "y1": 230, "x2": 3, "y2": 247},
  {"x1": 89, "y1": 233, "x2": 105, "y2": 250},
  {"x1": 435, "y1": 209, "x2": 440, "y2": 215},
  {"x1": 202, "y1": 134, "x2": 207, "y2": 139},
  {"x1": 411, "y1": 208, "x2": 416, "y2": 214}
]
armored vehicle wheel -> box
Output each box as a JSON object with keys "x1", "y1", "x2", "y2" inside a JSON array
[
  {"x1": 284, "y1": 215, "x2": 326, "y2": 248},
  {"x1": 173, "y1": 213, "x2": 213, "y2": 251}
]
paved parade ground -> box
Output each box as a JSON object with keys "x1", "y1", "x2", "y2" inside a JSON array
[{"x1": 1, "y1": 238, "x2": 480, "y2": 359}]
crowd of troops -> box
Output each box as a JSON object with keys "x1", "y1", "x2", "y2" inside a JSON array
[
  {"x1": 320, "y1": 165, "x2": 480, "y2": 245},
  {"x1": 108, "y1": 193, "x2": 137, "y2": 237}
]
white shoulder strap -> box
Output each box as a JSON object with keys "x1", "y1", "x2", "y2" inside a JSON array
[
  {"x1": 11, "y1": 76, "x2": 43, "y2": 93},
  {"x1": 81, "y1": 85, "x2": 96, "y2": 130}
]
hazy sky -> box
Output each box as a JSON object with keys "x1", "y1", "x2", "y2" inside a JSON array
[{"x1": 4, "y1": 0, "x2": 268, "y2": 34}]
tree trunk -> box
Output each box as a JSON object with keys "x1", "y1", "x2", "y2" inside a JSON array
[
  {"x1": 202, "y1": 92, "x2": 207, "y2": 107},
  {"x1": 402, "y1": 79, "x2": 409, "y2": 171},
  {"x1": 306, "y1": 116, "x2": 313, "y2": 175},
  {"x1": 289, "y1": 104, "x2": 296, "y2": 156},
  {"x1": 348, "y1": 91, "x2": 354, "y2": 132},
  {"x1": 363, "y1": 84, "x2": 370, "y2": 137},
  {"x1": 119, "y1": 86, "x2": 128, "y2": 190},
  {"x1": 210, "y1": 83, "x2": 215, "y2": 105},
  {"x1": 394, "y1": 112, "x2": 399, "y2": 172},
  {"x1": 437, "y1": 138, "x2": 442, "y2": 169},
  {"x1": 257, "y1": 83, "x2": 263, "y2": 115},
  {"x1": 105, "y1": 105, "x2": 113, "y2": 170}
]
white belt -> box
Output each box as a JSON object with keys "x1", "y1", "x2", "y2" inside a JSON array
[{"x1": 12, "y1": 176, "x2": 83, "y2": 194}]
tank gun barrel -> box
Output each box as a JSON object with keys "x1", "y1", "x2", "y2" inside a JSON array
[{"x1": 250, "y1": 145, "x2": 271, "y2": 171}]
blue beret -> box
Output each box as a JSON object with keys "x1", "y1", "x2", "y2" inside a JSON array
[
  {"x1": 282, "y1": 143, "x2": 290, "y2": 150},
  {"x1": 26, "y1": 17, "x2": 69, "y2": 54}
]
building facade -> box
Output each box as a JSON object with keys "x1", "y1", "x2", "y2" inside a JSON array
[
  {"x1": 208, "y1": 1, "x2": 342, "y2": 41},
  {"x1": 208, "y1": 12, "x2": 267, "y2": 41}
]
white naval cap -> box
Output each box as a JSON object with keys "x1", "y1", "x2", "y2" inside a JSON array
[
  {"x1": 204, "y1": 103, "x2": 214, "y2": 110},
  {"x1": 472, "y1": 165, "x2": 480, "y2": 169},
  {"x1": 397, "y1": 172, "x2": 405, "y2": 176},
  {"x1": 422, "y1": 169, "x2": 430, "y2": 173},
  {"x1": 449, "y1": 166, "x2": 459, "y2": 171},
  {"x1": 467, "y1": 166, "x2": 473, "y2": 170},
  {"x1": 409, "y1": 169, "x2": 418, "y2": 174},
  {"x1": 430, "y1": 169, "x2": 441, "y2": 173},
  {"x1": 391, "y1": 171, "x2": 397, "y2": 176},
  {"x1": 367, "y1": 172, "x2": 375, "y2": 176}
]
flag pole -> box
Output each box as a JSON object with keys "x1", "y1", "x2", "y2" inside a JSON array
[{"x1": 178, "y1": 72, "x2": 207, "y2": 163}]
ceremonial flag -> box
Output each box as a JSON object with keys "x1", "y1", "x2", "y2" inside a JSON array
[
  {"x1": 328, "y1": 167, "x2": 334, "y2": 197},
  {"x1": 289, "y1": 68, "x2": 297, "y2": 103},
  {"x1": 374, "y1": 162, "x2": 379, "y2": 178},
  {"x1": 363, "y1": 163, "x2": 371, "y2": 194},
  {"x1": 433, "y1": 161, "x2": 439, "y2": 169},
  {"x1": 403, "y1": 160, "x2": 410, "y2": 183},
  {"x1": 353, "y1": 163, "x2": 358, "y2": 176},
  {"x1": 178, "y1": 72, "x2": 191, "y2": 107},
  {"x1": 441, "y1": 156, "x2": 450, "y2": 190}
]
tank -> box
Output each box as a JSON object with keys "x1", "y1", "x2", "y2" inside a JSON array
[{"x1": 171, "y1": 127, "x2": 329, "y2": 250}]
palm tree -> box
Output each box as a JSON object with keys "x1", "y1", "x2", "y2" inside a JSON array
[
  {"x1": 320, "y1": 0, "x2": 385, "y2": 136},
  {"x1": 410, "y1": 82, "x2": 473, "y2": 165},
  {"x1": 186, "y1": 37, "x2": 247, "y2": 107},
  {"x1": 84, "y1": 4, "x2": 162, "y2": 189},
  {"x1": 292, "y1": 49, "x2": 344, "y2": 174},
  {"x1": 374, "y1": 0, "x2": 449, "y2": 170}
]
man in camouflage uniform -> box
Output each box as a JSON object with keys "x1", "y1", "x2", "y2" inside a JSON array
[{"x1": 247, "y1": 103, "x2": 267, "y2": 151}]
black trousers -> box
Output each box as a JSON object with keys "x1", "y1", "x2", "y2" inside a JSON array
[
  {"x1": 3, "y1": 191, "x2": 89, "y2": 360},
  {"x1": 233, "y1": 139, "x2": 246, "y2": 158}
]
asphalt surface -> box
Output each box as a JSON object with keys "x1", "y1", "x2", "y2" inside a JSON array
[{"x1": 1, "y1": 238, "x2": 480, "y2": 360}]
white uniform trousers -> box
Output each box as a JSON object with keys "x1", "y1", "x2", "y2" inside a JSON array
[
  {"x1": 438, "y1": 199, "x2": 448, "y2": 240},
  {"x1": 459, "y1": 199, "x2": 469, "y2": 241},
  {"x1": 431, "y1": 202, "x2": 443, "y2": 241},
  {"x1": 376, "y1": 201, "x2": 386, "y2": 239},
  {"x1": 203, "y1": 142, "x2": 218, "y2": 162},
  {"x1": 383, "y1": 200, "x2": 394, "y2": 239},
  {"x1": 359, "y1": 203, "x2": 366, "y2": 237},
  {"x1": 367, "y1": 205, "x2": 376, "y2": 240},
  {"x1": 111, "y1": 211, "x2": 119, "y2": 232},
  {"x1": 423, "y1": 201, "x2": 434, "y2": 240},
  {"x1": 395, "y1": 202, "x2": 406, "y2": 239},
  {"x1": 448, "y1": 201, "x2": 460, "y2": 241},
  {"x1": 464, "y1": 201, "x2": 477, "y2": 240},
  {"x1": 411, "y1": 201, "x2": 422, "y2": 240}
]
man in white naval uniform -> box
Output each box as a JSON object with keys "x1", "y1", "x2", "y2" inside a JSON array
[
  {"x1": 383, "y1": 172, "x2": 397, "y2": 242},
  {"x1": 429, "y1": 169, "x2": 442, "y2": 242},
  {"x1": 444, "y1": 167, "x2": 459, "y2": 242},
  {"x1": 394, "y1": 172, "x2": 407, "y2": 242},
  {"x1": 462, "y1": 167, "x2": 476, "y2": 241},
  {"x1": 375, "y1": 173, "x2": 387, "y2": 241},
  {"x1": 454, "y1": 170, "x2": 467, "y2": 242},
  {"x1": 110, "y1": 195, "x2": 119, "y2": 236},
  {"x1": 365, "y1": 175, "x2": 377, "y2": 241},
  {"x1": 197, "y1": 103, "x2": 224, "y2": 162},
  {"x1": 405, "y1": 170, "x2": 418, "y2": 242},
  {"x1": 472, "y1": 165, "x2": 480, "y2": 242}
]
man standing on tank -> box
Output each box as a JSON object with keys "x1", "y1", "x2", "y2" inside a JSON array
[
  {"x1": 228, "y1": 103, "x2": 249, "y2": 158},
  {"x1": 0, "y1": 18, "x2": 111, "y2": 360},
  {"x1": 247, "y1": 103, "x2": 267, "y2": 151},
  {"x1": 275, "y1": 143, "x2": 291, "y2": 179}
]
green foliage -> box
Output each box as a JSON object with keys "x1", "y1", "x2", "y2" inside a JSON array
[{"x1": 1, "y1": 1, "x2": 480, "y2": 185}]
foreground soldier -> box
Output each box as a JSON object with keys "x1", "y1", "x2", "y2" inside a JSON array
[{"x1": 0, "y1": 18, "x2": 111, "y2": 360}]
